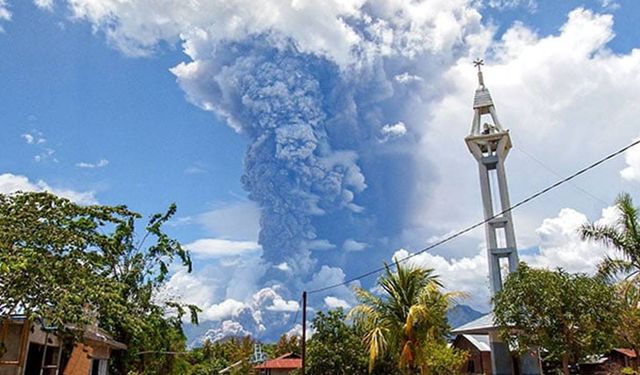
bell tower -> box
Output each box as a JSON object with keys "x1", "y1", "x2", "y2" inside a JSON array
[{"x1": 465, "y1": 59, "x2": 539, "y2": 375}]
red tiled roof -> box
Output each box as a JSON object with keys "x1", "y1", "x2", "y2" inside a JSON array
[
  {"x1": 254, "y1": 353, "x2": 302, "y2": 369},
  {"x1": 254, "y1": 358, "x2": 301, "y2": 369},
  {"x1": 612, "y1": 348, "x2": 638, "y2": 358}
]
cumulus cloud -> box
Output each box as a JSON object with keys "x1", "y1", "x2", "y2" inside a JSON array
[
  {"x1": 397, "y1": 205, "x2": 620, "y2": 311},
  {"x1": 54, "y1": 0, "x2": 482, "y2": 67},
  {"x1": 620, "y1": 141, "x2": 640, "y2": 182},
  {"x1": 324, "y1": 296, "x2": 350, "y2": 309},
  {"x1": 523, "y1": 207, "x2": 618, "y2": 272},
  {"x1": 411, "y1": 8, "x2": 640, "y2": 252},
  {"x1": 184, "y1": 238, "x2": 261, "y2": 258},
  {"x1": 379, "y1": 122, "x2": 407, "y2": 142},
  {"x1": 76, "y1": 159, "x2": 109, "y2": 168},
  {"x1": 0, "y1": 173, "x2": 97, "y2": 204}
]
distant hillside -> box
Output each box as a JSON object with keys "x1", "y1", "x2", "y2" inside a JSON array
[{"x1": 447, "y1": 304, "x2": 484, "y2": 329}]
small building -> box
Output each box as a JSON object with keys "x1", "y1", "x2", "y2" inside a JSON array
[
  {"x1": 453, "y1": 334, "x2": 492, "y2": 374},
  {"x1": 253, "y1": 353, "x2": 301, "y2": 375},
  {"x1": 0, "y1": 316, "x2": 125, "y2": 375},
  {"x1": 606, "y1": 348, "x2": 638, "y2": 370}
]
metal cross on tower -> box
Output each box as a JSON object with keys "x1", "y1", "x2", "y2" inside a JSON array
[{"x1": 464, "y1": 61, "x2": 540, "y2": 375}]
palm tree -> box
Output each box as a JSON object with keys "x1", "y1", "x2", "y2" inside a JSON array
[
  {"x1": 581, "y1": 193, "x2": 640, "y2": 358},
  {"x1": 580, "y1": 193, "x2": 640, "y2": 280},
  {"x1": 349, "y1": 260, "x2": 462, "y2": 374}
]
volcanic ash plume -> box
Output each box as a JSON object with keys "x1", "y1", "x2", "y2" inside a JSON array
[{"x1": 173, "y1": 46, "x2": 367, "y2": 276}]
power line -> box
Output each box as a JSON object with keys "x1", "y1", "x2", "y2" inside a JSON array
[
  {"x1": 513, "y1": 145, "x2": 608, "y2": 205},
  {"x1": 308, "y1": 138, "x2": 640, "y2": 295}
]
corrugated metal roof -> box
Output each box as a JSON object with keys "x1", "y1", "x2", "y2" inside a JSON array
[
  {"x1": 451, "y1": 313, "x2": 498, "y2": 334},
  {"x1": 463, "y1": 334, "x2": 491, "y2": 352}
]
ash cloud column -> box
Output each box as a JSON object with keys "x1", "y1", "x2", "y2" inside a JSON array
[{"x1": 464, "y1": 60, "x2": 540, "y2": 375}]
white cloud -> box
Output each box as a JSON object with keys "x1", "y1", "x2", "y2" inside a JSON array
[
  {"x1": 303, "y1": 239, "x2": 336, "y2": 251},
  {"x1": 0, "y1": 173, "x2": 97, "y2": 205},
  {"x1": 54, "y1": 0, "x2": 482, "y2": 67},
  {"x1": 324, "y1": 296, "x2": 350, "y2": 309},
  {"x1": 21, "y1": 131, "x2": 46, "y2": 145},
  {"x1": 76, "y1": 159, "x2": 109, "y2": 168},
  {"x1": 523, "y1": 206, "x2": 619, "y2": 272},
  {"x1": 21, "y1": 130, "x2": 55, "y2": 162},
  {"x1": 397, "y1": 205, "x2": 621, "y2": 311},
  {"x1": 274, "y1": 262, "x2": 291, "y2": 272},
  {"x1": 620, "y1": 141, "x2": 640, "y2": 182},
  {"x1": 392, "y1": 248, "x2": 490, "y2": 312},
  {"x1": 343, "y1": 239, "x2": 368, "y2": 252},
  {"x1": 34, "y1": 0, "x2": 53, "y2": 10},
  {"x1": 21, "y1": 133, "x2": 34, "y2": 144},
  {"x1": 266, "y1": 296, "x2": 299, "y2": 313},
  {"x1": 196, "y1": 201, "x2": 260, "y2": 241},
  {"x1": 184, "y1": 238, "x2": 261, "y2": 258},
  {"x1": 395, "y1": 72, "x2": 423, "y2": 84},
  {"x1": 410, "y1": 8, "x2": 640, "y2": 252},
  {"x1": 34, "y1": 148, "x2": 56, "y2": 163},
  {"x1": 0, "y1": 0, "x2": 11, "y2": 23},
  {"x1": 203, "y1": 299, "x2": 247, "y2": 321},
  {"x1": 487, "y1": 0, "x2": 537, "y2": 12},
  {"x1": 600, "y1": 0, "x2": 620, "y2": 10},
  {"x1": 379, "y1": 122, "x2": 407, "y2": 141}
]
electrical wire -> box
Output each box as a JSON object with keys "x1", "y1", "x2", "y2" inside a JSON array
[
  {"x1": 513, "y1": 145, "x2": 608, "y2": 205},
  {"x1": 308, "y1": 138, "x2": 640, "y2": 295}
]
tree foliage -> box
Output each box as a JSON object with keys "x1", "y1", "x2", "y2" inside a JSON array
[
  {"x1": 494, "y1": 263, "x2": 621, "y2": 374},
  {"x1": 349, "y1": 260, "x2": 466, "y2": 374},
  {"x1": 305, "y1": 309, "x2": 370, "y2": 375},
  {"x1": 0, "y1": 192, "x2": 199, "y2": 374},
  {"x1": 274, "y1": 333, "x2": 301, "y2": 357},
  {"x1": 581, "y1": 192, "x2": 640, "y2": 281}
]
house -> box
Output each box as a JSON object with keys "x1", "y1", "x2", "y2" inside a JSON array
[
  {"x1": 452, "y1": 334, "x2": 492, "y2": 374},
  {"x1": 0, "y1": 316, "x2": 125, "y2": 375},
  {"x1": 253, "y1": 353, "x2": 301, "y2": 375},
  {"x1": 606, "y1": 348, "x2": 638, "y2": 370}
]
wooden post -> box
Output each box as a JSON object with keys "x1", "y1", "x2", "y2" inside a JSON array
[{"x1": 301, "y1": 291, "x2": 307, "y2": 375}]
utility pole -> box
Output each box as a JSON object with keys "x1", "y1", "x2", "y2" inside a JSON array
[{"x1": 301, "y1": 291, "x2": 307, "y2": 375}]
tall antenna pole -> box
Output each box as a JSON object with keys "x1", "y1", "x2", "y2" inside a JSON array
[{"x1": 301, "y1": 291, "x2": 307, "y2": 375}]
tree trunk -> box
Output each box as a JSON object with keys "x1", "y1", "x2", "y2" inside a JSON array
[{"x1": 561, "y1": 355, "x2": 570, "y2": 375}]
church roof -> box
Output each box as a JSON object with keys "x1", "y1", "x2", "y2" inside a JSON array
[{"x1": 451, "y1": 313, "x2": 499, "y2": 335}]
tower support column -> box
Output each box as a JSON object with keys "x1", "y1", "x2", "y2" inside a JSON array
[{"x1": 464, "y1": 59, "x2": 540, "y2": 375}]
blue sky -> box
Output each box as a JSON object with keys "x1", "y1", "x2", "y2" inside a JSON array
[{"x1": 2, "y1": 0, "x2": 640, "y2": 341}]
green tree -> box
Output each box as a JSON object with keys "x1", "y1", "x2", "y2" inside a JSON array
[
  {"x1": 306, "y1": 309, "x2": 369, "y2": 375},
  {"x1": 580, "y1": 193, "x2": 640, "y2": 357},
  {"x1": 580, "y1": 192, "x2": 640, "y2": 280},
  {"x1": 274, "y1": 333, "x2": 301, "y2": 357},
  {"x1": 0, "y1": 192, "x2": 199, "y2": 374},
  {"x1": 616, "y1": 280, "x2": 640, "y2": 358},
  {"x1": 494, "y1": 263, "x2": 621, "y2": 375},
  {"x1": 349, "y1": 261, "x2": 464, "y2": 374}
]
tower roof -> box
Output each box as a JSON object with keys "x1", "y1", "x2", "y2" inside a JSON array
[
  {"x1": 472, "y1": 58, "x2": 494, "y2": 109},
  {"x1": 468, "y1": 59, "x2": 505, "y2": 136}
]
